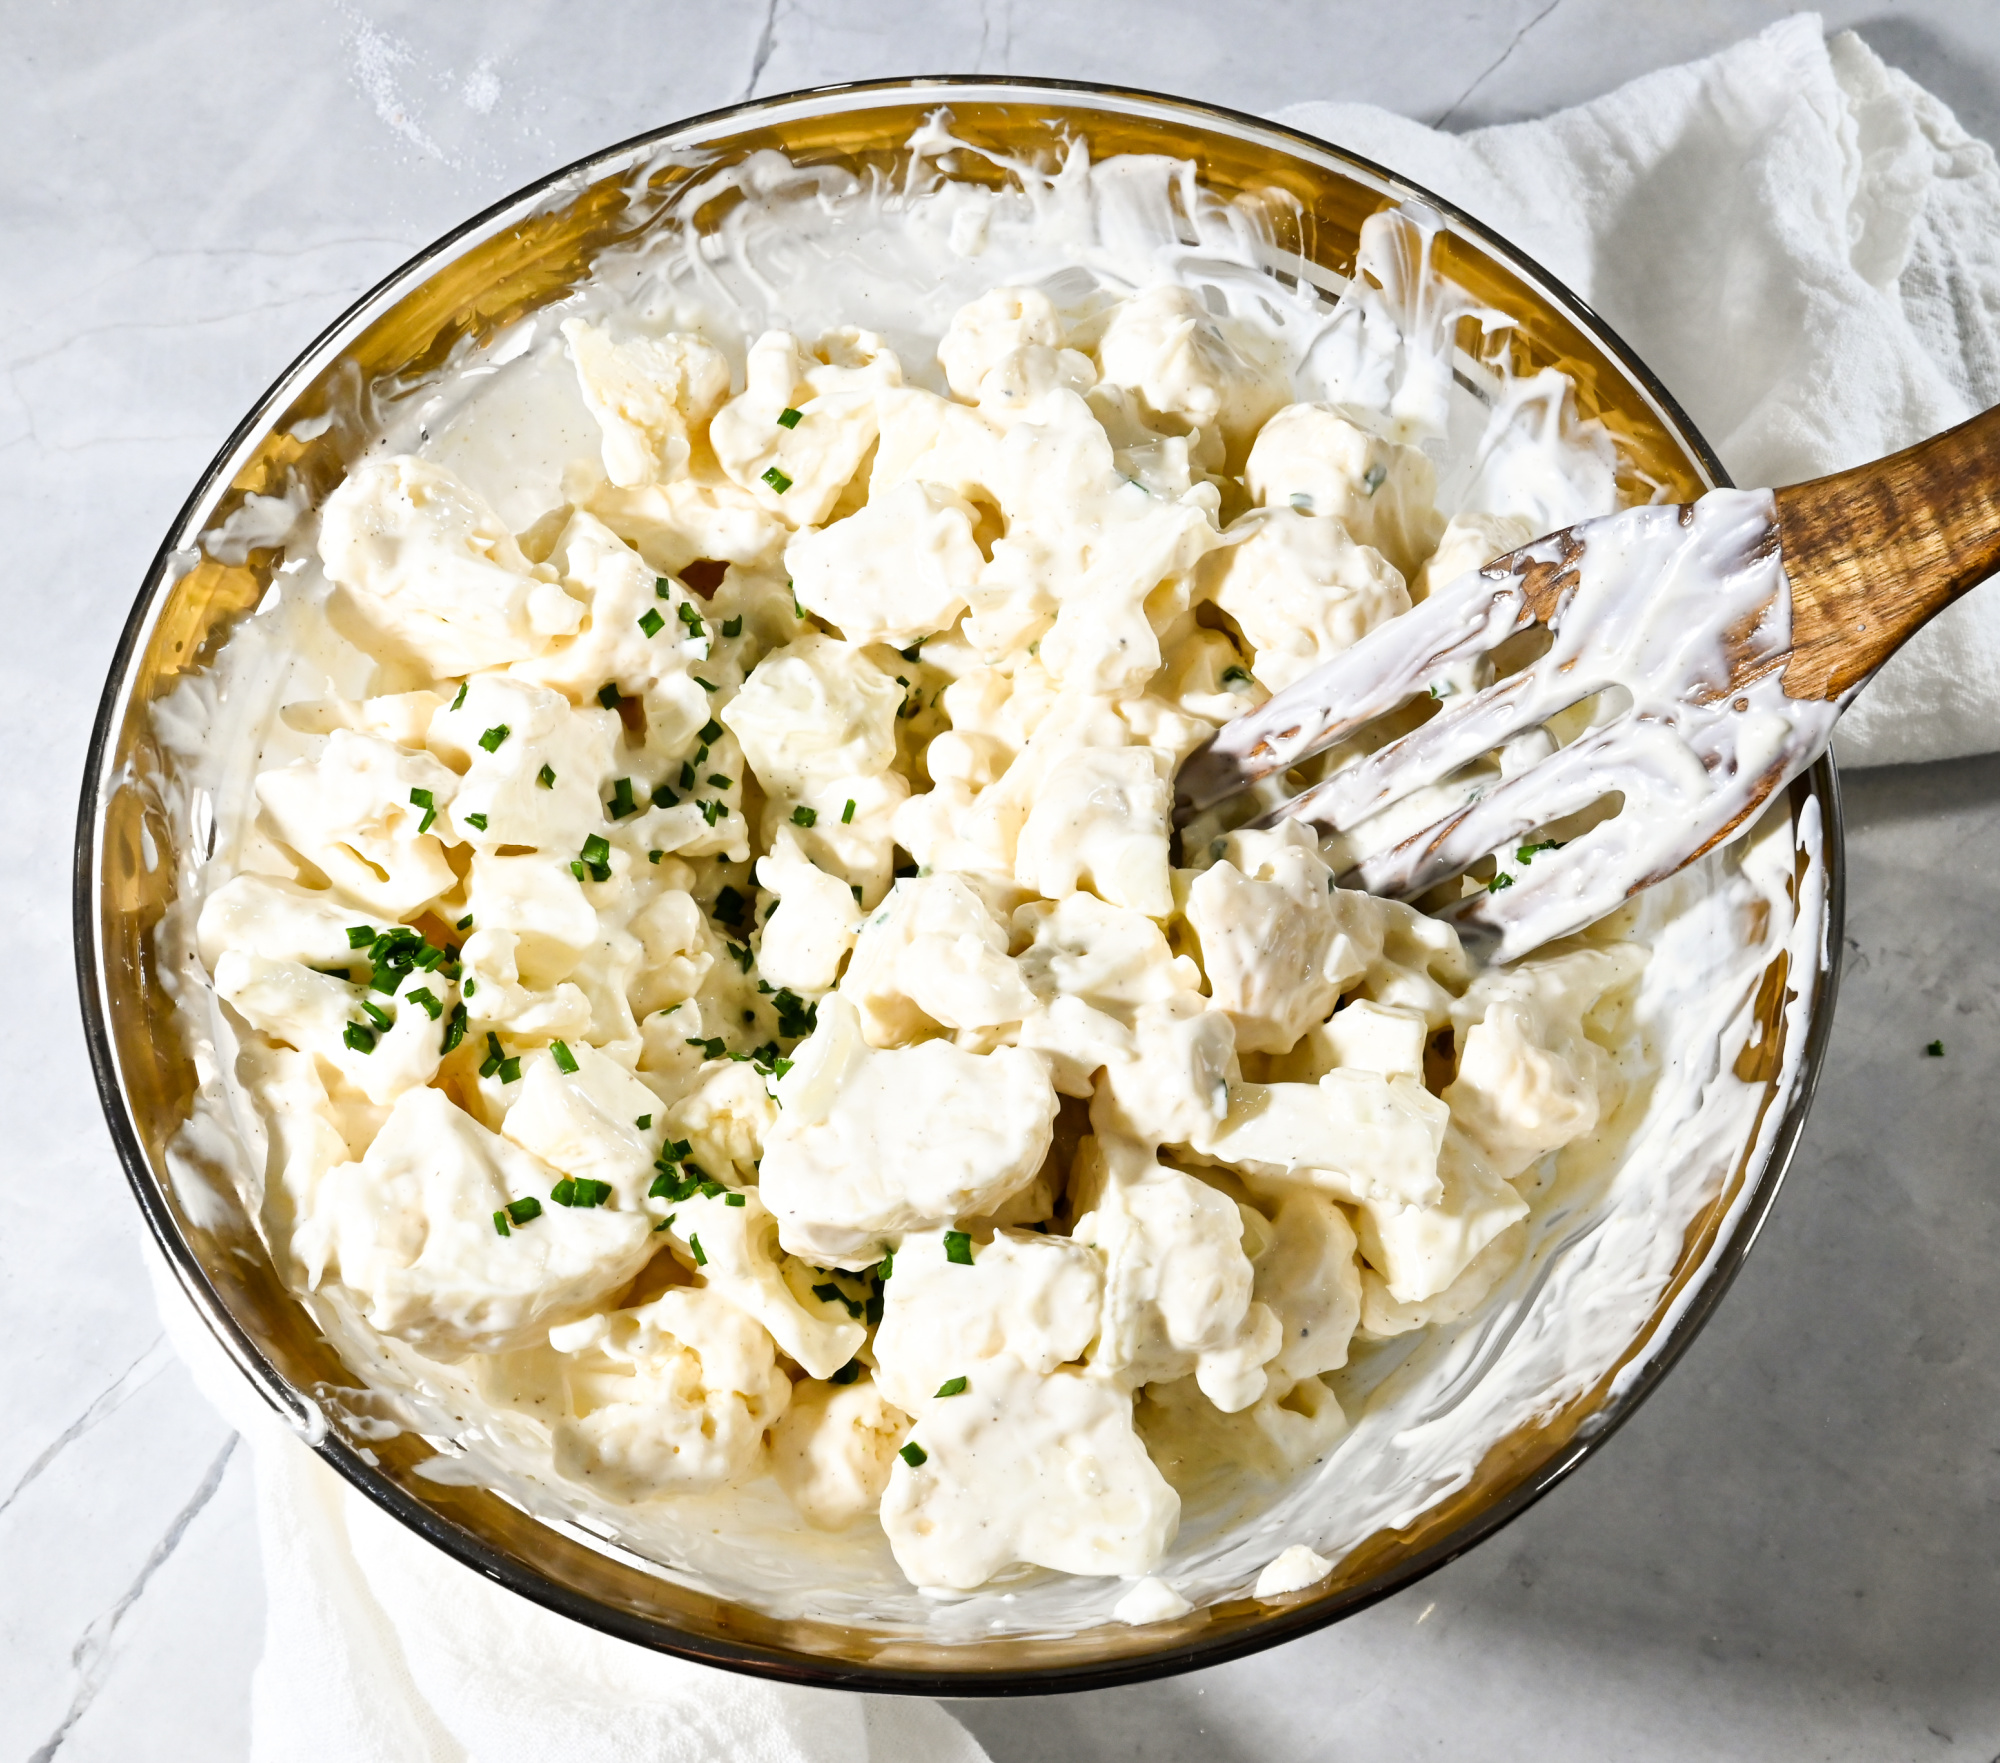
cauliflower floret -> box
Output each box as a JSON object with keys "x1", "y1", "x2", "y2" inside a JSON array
[
  {"x1": 770, "y1": 1375, "x2": 912, "y2": 1530},
  {"x1": 318, "y1": 455, "x2": 582, "y2": 674},
  {"x1": 652, "y1": 1190, "x2": 865, "y2": 1379},
  {"x1": 871, "y1": 1226, "x2": 1105, "y2": 1415},
  {"x1": 255, "y1": 730, "x2": 459, "y2": 921},
  {"x1": 710, "y1": 328, "x2": 903, "y2": 526},
  {"x1": 1352, "y1": 1126, "x2": 1528, "y2": 1305},
  {"x1": 586, "y1": 474, "x2": 788, "y2": 577},
  {"x1": 785, "y1": 480, "x2": 982, "y2": 646},
  {"x1": 938, "y1": 286, "x2": 1062, "y2": 400},
  {"x1": 1095, "y1": 285, "x2": 1282, "y2": 458},
  {"x1": 1267, "y1": 998, "x2": 1430, "y2": 1084},
  {"x1": 500, "y1": 1040, "x2": 664, "y2": 1206},
  {"x1": 1202, "y1": 506, "x2": 1411, "y2": 693},
  {"x1": 1360, "y1": 1219, "x2": 1527, "y2": 1339},
  {"x1": 428, "y1": 675, "x2": 618, "y2": 856},
  {"x1": 561, "y1": 319, "x2": 730, "y2": 488},
  {"x1": 1097, "y1": 993, "x2": 1239, "y2": 1148},
  {"x1": 628, "y1": 887, "x2": 716, "y2": 1017},
  {"x1": 1443, "y1": 947, "x2": 1638, "y2": 1180},
  {"x1": 1015, "y1": 892, "x2": 1202, "y2": 1020},
  {"x1": 311, "y1": 1087, "x2": 652, "y2": 1357},
  {"x1": 513, "y1": 512, "x2": 716, "y2": 701},
  {"x1": 196, "y1": 872, "x2": 380, "y2": 973},
  {"x1": 838, "y1": 874, "x2": 1032, "y2": 1044},
  {"x1": 878, "y1": 1355, "x2": 1179, "y2": 1589},
  {"x1": 1137, "y1": 1368, "x2": 1347, "y2": 1487},
  {"x1": 1070, "y1": 1122, "x2": 1282, "y2": 1413},
  {"x1": 1244, "y1": 405, "x2": 1444, "y2": 579},
  {"x1": 464, "y1": 854, "x2": 598, "y2": 988},
  {"x1": 1185, "y1": 821, "x2": 1361, "y2": 1054},
  {"x1": 1015, "y1": 744, "x2": 1175, "y2": 918},
  {"x1": 662, "y1": 1059, "x2": 778, "y2": 1185},
  {"x1": 1196, "y1": 1070, "x2": 1448, "y2": 1210},
  {"x1": 1411, "y1": 511, "x2": 1537, "y2": 602},
  {"x1": 721, "y1": 633, "x2": 903, "y2": 797},
  {"x1": 213, "y1": 952, "x2": 446, "y2": 1108},
  {"x1": 753, "y1": 828, "x2": 863, "y2": 995},
  {"x1": 457, "y1": 929, "x2": 593, "y2": 1041},
  {"x1": 1241, "y1": 1188, "x2": 1363, "y2": 1382},
  {"x1": 535, "y1": 1288, "x2": 792, "y2": 1499},
  {"x1": 759, "y1": 995, "x2": 1059, "y2": 1267}
]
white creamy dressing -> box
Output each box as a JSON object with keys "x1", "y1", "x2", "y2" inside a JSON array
[{"x1": 143, "y1": 124, "x2": 1823, "y2": 1638}]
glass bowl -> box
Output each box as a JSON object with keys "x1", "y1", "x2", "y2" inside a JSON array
[{"x1": 74, "y1": 76, "x2": 1841, "y2": 1694}]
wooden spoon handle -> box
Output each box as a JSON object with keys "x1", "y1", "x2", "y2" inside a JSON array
[{"x1": 1777, "y1": 402, "x2": 2000, "y2": 700}]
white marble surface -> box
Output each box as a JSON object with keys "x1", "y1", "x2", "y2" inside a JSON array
[{"x1": 10, "y1": 3, "x2": 2000, "y2": 1757}]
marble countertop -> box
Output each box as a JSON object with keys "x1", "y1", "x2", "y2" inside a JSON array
[{"x1": 9, "y1": 3, "x2": 2000, "y2": 1757}]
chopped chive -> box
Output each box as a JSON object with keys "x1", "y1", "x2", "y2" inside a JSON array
[
  {"x1": 841, "y1": 798, "x2": 856, "y2": 824},
  {"x1": 791, "y1": 805, "x2": 817, "y2": 827},
  {"x1": 935, "y1": 1376, "x2": 968, "y2": 1399},
  {"x1": 537, "y1": 763, "x2": 557, "y2": 789},
  {"x1": 581, "y1": 833, "x2": 611, "y2": 863},
  {"x1": 638, "y1": 608, "x2": 666, "y2": 638},
  {"x1": 876, "y1": 1250, "x2": 894, "y2": 1281},
  {"x1": 1363, "y1": 461, "x2": 1388, "y2": 494},
  {"x1": 635, "y1": 1114, "x2": 652, "y2": 1129},
  {"x1": 504, "y1": 1196, "x2": 542, "y2": 1226},
  {"x1": 943, "y1": 1230, "x2": 973, "y2": 1266},
  {"x1": 654, "y1": 786, "x2": 680, "y2": 809},
  {"x1": 898, "y1": 1442, "x2": 927, "y2": 1468},
  {"x1": 450, "y1": 682, "x2": 468, "y2": 711},
  {"x1": 1221, "y1": 665, "x2": 1252, "y2": 688},
  {"x1": 498, "y1": 1056, "x2": 521, "y2": 1083},
  {"x1": 677, "y1": 602, "x2": 706, "y2": 638},
  {"x1": 597, "y1": 682, "x2": 621, "y2": 709},
  {"x1": 699, "y1": 718, "x2": 724, "y2": 745},
  {"x1": 648, "y1": 849, "x2": 664, "y2": 863},
  {"x1": 551, "y1": 1177, "x2": 575, "y2": 1207},
  {"x1": 464, "y1": 812, "x2": 488, "y2": 831},
  {"x1": 686, "y1": 1036, "x2": 726, "y2": 1060},
  {"x1": 359, "y1": 999, "x2": 393, "y2": 1031},
  {"x1": 776, "y1": 406, "x2": 803, "y2": 429},
  {"x1": 409, "y1": 787, "x2": 433, "y2": 809},
  {"x1": 492, "y1": 1209, "x2": 511, "y2": 1237},
  {"x1": 346, "y1": 925, "x2": 378, "y2": 949},
  {"x1": 456, "y1": 914, "x2": 474, "y2": 931},
  {"x1": 762, "y1": 466, "x2": 793, "y2": 492},
  {"x1": 829, "y1": 1359, "x2": 861, "y2": 1385},
  {"x1": 724, "y1": 1191, "x2": 745, "y2": 1207},
  {"x1": 791, "y1": 583, "x2": 805, "y2": 619},
  {"x1": 851, "y1": 883, "x2": 864, "y2": 903},
  {"x1": 706, "y1": 773, "x2": 731, "y2": 790},
  {"x1": 441, "y1": 1001, "x2": 468, "y2": 1054},
  {"x1": 343, "y1": 1021, "x2": 376, "y2": 1054},
  {"x1": 570, "y1": 860, "x2": 587, "y2": 881},
  {"x1": 655, "y1": 576, "x2": 672, "y2": 599},
  {"x1": 1927, "y1": 1039, "x2": 1945, "y2": 1057},
  {"x1": 713, "y1": 886, "x2": 748, "y2": 928},
  {"x1": 550, "y1": 1039, "x2": 579, "y2": 1074},
  {"x1": 694, "y1": 676, "x2": 718, "y2": 694},
  {"x1": 721, "y1": 615, "x2": 743, "y2": 638},
  {"x1": 609, "y1": 777, "x2": 638, "y2": 819},
  {"x1": 1487, "y1": 872, "x2": 1514, "y2": 893},
  {"x1": 899, "y1": 639, "x2": 925, "y2": 662},
  {"x1": 406, "y1": 987, "x2": 442, "y2": 1020},
  {"x1": 678, "y1": 760, "x2": 696, "y2": 791},
  {"x1": 1516, "y1": 840, "x2": 1560, "y2": 864},
  {"x1": 699, "y1": 799, "x2": 727, "y2": 826},
  {"x1": 478, "y1": 724, "x2": 510, "y2": 752},
  {"x1": 461, "y1": 978, "x2": 475, "y2": 996},
  {"x1": 726, "y1": 941, "x2": 754, "y2": 973},
  {"x1": 414, "y1": 944, "x2": 446, "y2": 970},
  {"x1": 688, "y1": 1232, "x2": 707, "y2": 1267}
]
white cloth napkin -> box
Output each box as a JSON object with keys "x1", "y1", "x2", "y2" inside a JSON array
[
  {"x1": 156, "y1": 19, "x2": 2000, "y2": 1763},
  {"x1": 1278, "y1": 10, "x2": 2000, "y2": 769}
]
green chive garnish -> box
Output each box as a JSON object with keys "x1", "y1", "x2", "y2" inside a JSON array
[
  {"x1": 721, "y1": 615, "x2": 742, "y2": 638},
  {"x1": 450, "y1": 682, "x2": 468, "y2": 711},
  {"x1": 597, "y1": 682, "x2": 620, "y2": 709},
  {"x1": 346, "y1": 925, "x2": 377, "y2": 949},
  {"x1": 464, "y1": 812, "x2": 488, "y2": 831},
  {"x1": 498, "y1": 1056, "x2": 521, "y2": 1083},
  {"x1": 791, "y1": 805, "x2": 817, "y2": 827},
  {"x1": 493, "y1": 1209, "x2": 510, "y2": 1236},
  {"x1": 1927, "y1": 1039, "x2": 1945, "y2": 1057},
  {"x1": 343, "y1": 1022, "x2": 376, "y2": 1054},
  {"x1": 776, "y1": 407, "x2": 802, "y2": 429},
  {"x1": 456, "y1": 914, "x2": 473, "y2": 931},
  {"x1": 688, "y1": 1233, "x2": 707, "y2": 1266},
  {"x1": 943, "y1": 1231, "x2": 973, "y2": 1265},
  {"x1": 829, "y1": 1359, "x2": 861, "y2": 1385},
  {"x1": 761, "y1": 466, "x2": 791, "y2": 493},
  {"x1": 706, "y1": 773, "x2": 731, "y2": 790},
  {"x1": 635, "y1": 1114, "x2": 651, "y2": 1129},
  {"x1": 550, "y1": 1039, "x2": 579, "y2": 1074},
  {"x1": 694, "y1": 676, "x2": 718, "y2": 694},
  {"x1": 841, "y1": 798, "x2": 856, "y2": 824},
  {"x1": 1221, "y1": 665, "x2": 1252, "y2": 687},
  {"x1": 655, "y1": 577, "x2": 672, "y2": 599},
  {"x1": 898, "y1": 1442, "x2": 927, "y2": 1468},
  {"x1": 406, "y1": 987, "x2": 442, "y2": 1020},
  {"x1": 638, "y1": 608, "x2": 665, "y2": 638},
  {"x1": 677, "y1": 602, "x2": 705, "y2": 638},
  {"x1": 1487, "y1": 872, "x2": 1514, "y2": 893},
  {"x1": 505, "y1": 1196, "x2": 542, "y2": 1226},
  {"x1": 537, "y1": 764, "x2": 556, "y2": 789},
  {"x1": 935, "y1": 1376, "x2": 967, "y2": 1399},
  {"x1": 699, "y1": 719, "x2": 724, "y2": 745},
  {"x1": 478, "y1": 724, "x2": 510, "y2": 752},
  {"x1": 609, "y1": 777, "x2": 638, "y2": 818},
  {"x1": 442, "y1": 1002, "x2": 467, "y2": 1054}
]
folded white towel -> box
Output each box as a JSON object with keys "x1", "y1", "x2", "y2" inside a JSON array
[
  {"x1": 1277, "y1": 11, "x2": 2000, "y2": 768},
  {"x1": 162, "y1": 20, "x2": 2000, "y2": 1763}
]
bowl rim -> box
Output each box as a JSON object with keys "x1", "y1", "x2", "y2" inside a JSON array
[{"x1": 74, "y1": 71, "x2": 1845, "y2": 1696}]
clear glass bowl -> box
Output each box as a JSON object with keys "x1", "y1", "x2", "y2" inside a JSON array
[{"x1": 74, "y1": 76, "x2": 1841, "y2": 1694}]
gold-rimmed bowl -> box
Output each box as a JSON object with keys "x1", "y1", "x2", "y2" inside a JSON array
[{"x1": 74, "y1": 77, "x2": 1841, "y2": 1694}]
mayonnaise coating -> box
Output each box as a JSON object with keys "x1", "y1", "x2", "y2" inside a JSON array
[{"x1": 174, "y1": 145, "x2": 1698, "y2": 1619}]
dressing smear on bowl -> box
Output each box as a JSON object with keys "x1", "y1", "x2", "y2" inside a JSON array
[{"x1": 149, "y1": 120, "x2": 1821, "y2": 1637}]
